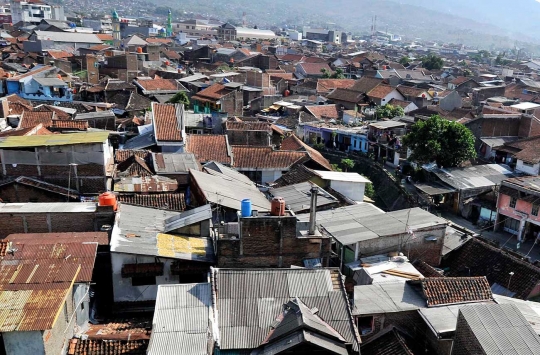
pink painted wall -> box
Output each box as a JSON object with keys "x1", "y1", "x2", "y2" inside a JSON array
[{"x1": 498, "y1": 193, "x2": 540, "y2": 223}]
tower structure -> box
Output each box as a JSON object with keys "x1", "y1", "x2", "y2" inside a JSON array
[
  {"x1": 166, "y1": 9, "x2": 173, "y2": 37},
  {"x1": 112, "y1": 9, "x2": 121, "y2": 48}
]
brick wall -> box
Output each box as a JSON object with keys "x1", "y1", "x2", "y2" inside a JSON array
[
  {"x1": 217, "y1": 216, "x2": 331, "y2": 268},
  {"x1": 451, "y1": 313, "x2": 483, "y2": 355},
  {"x1": 0, "y1": 210, "x2": 115, "y2": 238}
]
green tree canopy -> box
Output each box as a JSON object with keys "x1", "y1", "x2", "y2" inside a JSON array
[
  {"x1": 340, "y1": 158, "x2": 355, "y2": 172},
  {"x1": 403, "y1": 115, "x2": 477, "y2": 168},
  {"x1": 321, "y1": 68, "x2": 345, "y2": 79},
  {"x1": 399, "y1": 56, "x2": 411, "y2": 66},
  {"x1": 166, "y1": 91, "x2": 190, "y2": 107},
  {"x1": 375, "y1": 104, "x2": 405, "y2": 119},
  {"x1": 421, "y1": 53, "x2": 444, "y2": 70}
]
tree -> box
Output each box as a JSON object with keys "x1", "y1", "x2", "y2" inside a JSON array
[
  {"x1": 403, "y1": 115, "x2": 477, "y2": 168},
  {"x1": 340, "y1": 158, "x2": 355, "y2": 172},
  {"x1": 364, "y1": 182, "x2": 375, "y2": 199},
  {"x1": 399, "y1": 56, "x2": 411, "y2": 66},
  {"x1": 166, "y1": 91, "x2": 190, "y2": 107},
  {"x1": 321, "y1": 68, "x2": 345, "y2": 79},
  {"x1": 375, "y1": 104, "x2": 405, "y2": 119},
  {"x1": 421, "y1": 53, "x2": 444, "y2": 70}
]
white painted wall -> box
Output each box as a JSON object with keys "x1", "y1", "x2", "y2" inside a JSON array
[
  {"x1": 381, "y1": 90, "x2": 405, "y2": 106},
  {"x1": 330, "y1": 180, "x2": 366, "y2": 202},
  {"x1": 261, "y1": 170, "x2": 282, "y2": 184},
  {"x1": 111, "y1": 253, "x2": 180, "y2": 302},
  {"x1": 515, "y1": 160, "x2": 540, "y2": 176},
  {"x1": 3, "y1": 331, "x2": 44, "y2": 355}
]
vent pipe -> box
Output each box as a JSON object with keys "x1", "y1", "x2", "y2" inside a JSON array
[{"x1": 308, "y1": 186, "x2": 318, "y2": 235}]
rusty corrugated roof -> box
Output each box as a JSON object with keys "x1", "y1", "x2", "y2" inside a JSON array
[{"x1": 6, "y1": 232, "x2": 108, "y2": 246}]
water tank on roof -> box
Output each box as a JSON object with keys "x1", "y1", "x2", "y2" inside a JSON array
[
  {"x1": 136, "y1": 47, "x2": 143, "y2": 54},
  {"x1": 241, "y1": 199, "x2": 252, "y2": 218},
  {"x1": 271, "y1": 197, "x2": 285, "y2": 216},
  {"x1": 99, "y1": 192, "x2": 118, "y2": 211}
]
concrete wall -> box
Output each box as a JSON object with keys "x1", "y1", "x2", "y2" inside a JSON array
[
  {"x1": 3, "y1": 331, "x2": 44, "y2": 355},
  {"x1": 515, "y1": 160, "x2": 540, "y2": 176},
  {"x1": 43, "y1": 288, "x2": 75, "y2": 355},
  {"x1": 111, "y1": 253, "x2": 180, "y2": 302},
  {"x1": 330, "y1": 180, "x2": 365, "y2": 202}
]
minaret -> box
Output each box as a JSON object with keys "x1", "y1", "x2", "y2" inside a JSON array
[
  {"x1": 112, "y1": 9, "x2": 121, "y2": 48},
  {"x1": 166, "y1": 9, "x2": 173, "y2": 37}
]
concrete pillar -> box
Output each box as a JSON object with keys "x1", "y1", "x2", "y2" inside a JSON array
[
  {"x1": 518, "y1": 218, "x2": 527, "y2": 242},
  {"x1": 354, "y1": 242, "x2": 360, "y2": 261}
]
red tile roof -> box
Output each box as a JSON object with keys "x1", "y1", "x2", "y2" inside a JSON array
[
  {"x1": 152, "y1": 103, "x2": 182, "y2": 142},
  {"x1": 186, "y1": 134, "x2": 232, "y2": 165},
  {"x1": 115, "y1": 149, "x2": 152, "y2": 163},
  {"x1": 69, "y1": 339, "x2": 148, "y2": 355},
  {"x1": 163, "y1": 50, "x2": 181, "y2": 60},
  {"x1": 192, "y1": 83, "x2": 230, "y2": 102},
  {"x1": 269, "y1": 73, "x2": 296, "y2": 81},
  {"x1": 0, "y1": 124, "x2": 52, "y2": 137},
  {"x1": 0, "y1": 241, "x2": 7, "y2": 257},
  {"x1": 116, "y1": 155, "x2": 153, "y2": 177},
  {"x1": 271, "y1": 164, "x2": 317, "y2": 188},
  {"x1": 50, "y1": 119, "x2": 88, "y2": 130},
  {"x1": 280, "y1": 135, "x2": 332, "y2": 170},
  {"x1": 450, "y1": 76, "x2": 473, "y2": 86},
  {"x1": 388, "y1": 98, "x2": 414, "y2": 109},
  {"x1": 367, "y1": 84, "x2": 397, "y2": 99},
  {"x1": 35, "y1": 105, "x2": 72, "y2": 119},
  {"x1": 146, "y1": 37, "x2": 173, "y2": 44},
  {"x1": 396, "y1": 85, "x2": 429, "y2": 98},
  {"x1": 316, "y1": 79, "x2": 355, "y2": 93},
  {"x1": 419, "y1": 277, "x2": 493, "y2": 307},
  {"x1": 297, "y1": 62, "x2": 332, "y2": 76},
  {"x1": 278, "y1": 54, "x2": 305, "y2": 62},
  {"x1": 81, "y1": 318, "x2": 152, "y2": 340},
  {"x1": 232, "y1": 146, "x2": 307, "y2": 169},
  {"x1": 87, "y1": 44, "x2": 113, "y2": 51},
  {"x1": 117, "y1": 193, "x2": 186, "y2": 211},
  {"x1": 502, "y1": 135, "x2": 540, "y2": 164},
  {"x1": 7, "y1": 232, "x2": 108, "y2": 246},
  {"x1": 96, "y1": 33, "x2": 114, "y2": 41},
  {"x1": 46, "y1": 50, "x2": 73, "y2": 59},
  {"x1": 304, "y1": 104, "x2": 340, "y2": 120},
  {"x1": 19, "y1": 110, "x2": 54, "y2": 128},
  {"x1": 225, "y1": 121, "x2": 271, "y2": 131},
  {"x1": 135, "y1": 78, "x2": 180, "y2": 92}
]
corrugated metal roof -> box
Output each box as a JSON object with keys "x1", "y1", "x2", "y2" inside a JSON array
[
  {"x1": 493, "y1": 295, "x2": 540, "y2": 335},
  {"x1": 110, "y1": 204, "x2": 215, "y2": 262},
  {"x1": 214, "y1": 268, "x2": 359, "y2": 351},
  {"x1": 0, "y1": 132, "x2": 109, "y2": 148},
  {"x1": 0, "y1": 265, "x2": 79, "y2": 331},
  {"x1": 0, "y1": 202, "x2": 97, "y2": 214},
  {"x1": 311, "y1": 170, "x2": 371, "y2": 183},
  {"x1": 429, "y1": 164, "x2": 515, "y2": 190},
  {"x1": 33, "y1": 77, "x2": 67, "y2": 87},
  {"x1": 268, "y1": 182, "x2": 338, "y2": 212},
  {"x1": 457, "y1": 304, "x2": 540, "y2": 354},
  {"x1": 152, "y1": 153, "x2": 200, "y2": 174},
  {"x1": 148, "y1": 283, "x2": 211, "y2": 355},
  {"x1": 352, "y1": 282, "x2": 425, "y2": 316},
  {"x1": 6, "y1": 232, "x2": 108, "y2": 246},
  {"x1": 164, "y1": 205, "x2": 212, "y2": 232},
  {"x1": 190, "y1": 169, "x2": 271, "y2": 211}
]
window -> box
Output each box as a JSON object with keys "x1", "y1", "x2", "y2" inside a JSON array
[
  {"x1": 522, "y1": 161, "x2": 534, "y2": 167},
  {"x1": 510, "y1": 197, "x2": 517, "y2": 208},
  {"x1": 131, "y1": 275, "x2": 156, "y2": 286},
  {"x1": 357, "y1": 316, "x2": 374, "y2": 336},
  {"x1": 533, "y1": 204, "x2": 539, "y2": 217}
]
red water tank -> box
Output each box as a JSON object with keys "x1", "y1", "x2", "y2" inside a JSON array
[
  {"x1": 136, "y1": 47, "x2": 143, "y2": 54},
  {"x1": 284, "y1": 90, "x2": 290, "y2": 97},
  {"x1": 271, "y1": 197, "x2": 286, "y2": 216},
  {"x1": 99, "y1": 192, "x2": 118, "y2": 211}
]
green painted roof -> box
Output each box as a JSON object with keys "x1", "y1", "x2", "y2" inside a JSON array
[{"x1": 0, "y1": 132, "x2": 110, "y2": 148}]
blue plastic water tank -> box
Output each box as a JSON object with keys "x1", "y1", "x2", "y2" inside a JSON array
[{"x1": 241, "y1": 199, "x2": 252, "y2": 217}]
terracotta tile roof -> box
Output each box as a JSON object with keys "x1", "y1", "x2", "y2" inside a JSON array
[
  {"x1": 50, "y1": 119, "x2": 88, "y2": 130},
  {"x1": 280, "y1": 135, "x2": 332, "y2": 170},
  {"x1": 413, "y1": 260, "x2": 444, "y2": 278},
  {"x1": 115, "y1": 149, "x2": 152, "y2": 163},
  {"x1": 396, "y1": 85, "x2": 429, "y2": 98},
  {"x1": 326, "y1": 88, "x2": 364, "y2": 103},
  {"x1": 316, "y1": 79, "x2": 355, "y2": 93},
  {"x1": 96, "y1": 33, "x2": 114, "y2": 41},
  {"x1": 117, "y1": 193, "x2": 186, "y2": 211},
  {"x1": 19, "y1": 110, "x2": 54, "y2": 128},
  {"x1": 7, "y1": 232, "x2": 108, "y2": 246},
  {"x1": 297, "y1": 62, "x2": 332, "y2": 75},
  {"x1": 135, "y1": 78, "x2": 180, "y2": 92},
  {"x1": 278, "y1": 54, "x2": 305, "y2": 62},
  {"x1": 225, "y1": 121, "x2": 271, "y2": 131},
  {"x1": 0, "y1": 124, "x2": 52, "y2": 137},
  {"x1": 303, "y1": 56, "x2": 327, "y2": 63},
  {"x1": 186, "y1": 134, "x2": 232, "y2": 165},
  {"x1": 34, "y1": 105, "x2": 72, "y2": 119},
  {"x1": 162, "y1": 50, "x2": 181, "y2": 60},
  {"x1": 367, "y1": 84, "x2": 397, "y2": 99},
  {"x1": 105, "y1": 79, "x2": 135, "y2": 91},
  {"x1": 232, "y1": 146, "x2": 307, "y2": 170},
  {"x1": 350, "y1": 77, "x2": 384, "y2": 93},
  {"x1": 360, "y1": 327, "x2": 415, "y2": 355},
  {"x1": 388, "y1": 98, "x2": 414, "y2": 109},
  {"x1": 192, "y1": 83, "x2": 230, "y2": 101},
  {"x1": 502, "y1": 136, "x2": 540, "y2": 164},
  {"x1": 304, "y1": 104, "x2": 340, "y2": 120},
  {"x1": 87, "y1": 44, "x2": 112, "y2": 51},
  {"x1": 270, "y1": 124, "x2": 284, "y2": 136},
  {"x1": 116, "y1": 155, "x2": 154, "y2": 177},
  {"x1": 68, "y1": 339, "x2": 148, "y2": 355},
  {"x1": 450, "y1": 76, "x2": 473, "y2": 86},
  {"x1": 146, "y1": 37, "x2": 172, "y2": 44},
  {"x1": 271, "y1": 163, "x2": 316, "y2": 187},
  {"x1": 46, "y1": 50, "x2": 72, "y2": 59},
  {"x1": 418, "y1": 276, "x2": 493, "y2": 307},
  {"x1": 269, "y1": 73, "x2": 295, "y2": 81},
  {"x1": 152, "y1": 103, "x2": 182, "y2": 142},
  {"x1": 0, "y1": 241, "x2": 7, "y2": 257},
  {"x1": 82, "y1": 318, "x2": 152, "y2": 340}
]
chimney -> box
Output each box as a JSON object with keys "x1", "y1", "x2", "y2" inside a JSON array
[{"x1": 308, "y1": 186, "x2": 318, "y2": 235}]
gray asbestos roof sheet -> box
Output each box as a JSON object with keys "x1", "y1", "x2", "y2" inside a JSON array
[
  {"x1": 430, "y1": 164, "x2": 514, "y2": 190},
  {"x1": 352, "y1": 282, "x2": 425, "y2": 316},
  {"x1": 268, "y1": 182, "x2": 338, "y2": 212},
  {"x1": 148, "y1": 283, "x2": 211, "y2": 355},
  {"x1": 215, "y1": 268, "x2": 358, "y2": 351}
]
